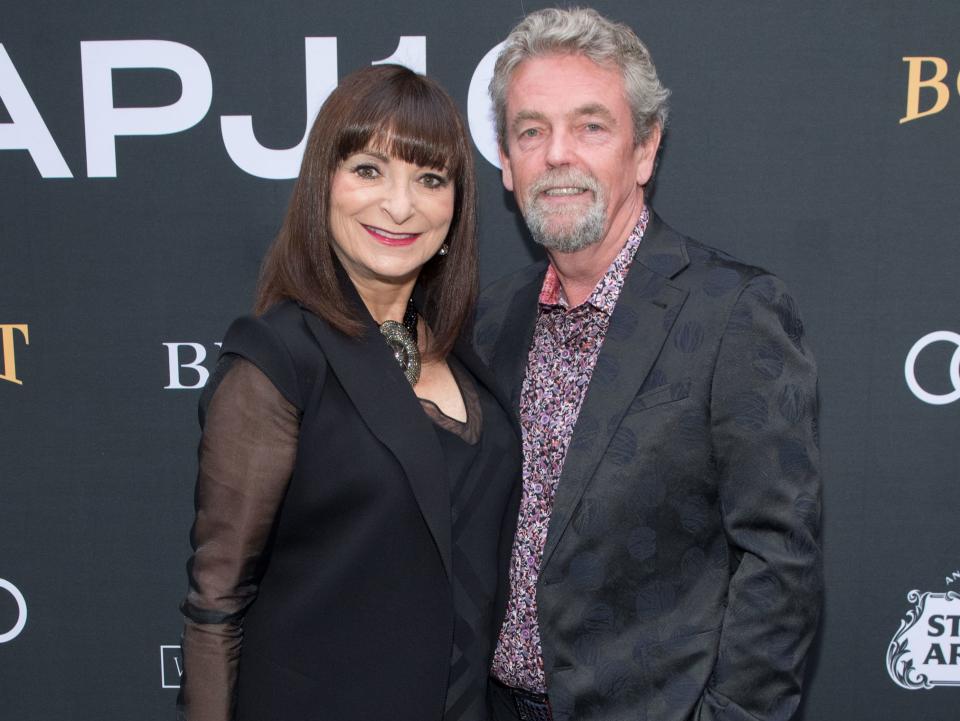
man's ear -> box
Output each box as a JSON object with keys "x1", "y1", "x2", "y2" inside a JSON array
[
  {"x1": 635, "y1": 124, "x2": 663, "y2": 187},
  {"x1": 499, "y1": 146, "x2": 514, "y2": 192}
]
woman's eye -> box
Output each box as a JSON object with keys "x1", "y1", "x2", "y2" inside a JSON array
[
  {"x1": 353, "y1": 164, "x2": 380, "y2": 180},
  {"x1": 420, "y1": 173, "x2": 449, "y2": 189}
]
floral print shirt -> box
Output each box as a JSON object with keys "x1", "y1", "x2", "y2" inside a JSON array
[{"x1": 491, "y1": 208, "x2": 649, "y2": 692}]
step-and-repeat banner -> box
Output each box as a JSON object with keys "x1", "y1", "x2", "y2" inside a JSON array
[{"x1": 2, "y1": 2, "x2": 958, "y2": 719}]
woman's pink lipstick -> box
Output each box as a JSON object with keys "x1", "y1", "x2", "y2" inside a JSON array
[{"x1": 363, "y1": 224, "x2": 420, "y2": 247}]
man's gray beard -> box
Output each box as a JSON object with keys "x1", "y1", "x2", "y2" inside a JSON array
[{"x1": 520, "y1": 173, "x2": 607, "y2": 253}]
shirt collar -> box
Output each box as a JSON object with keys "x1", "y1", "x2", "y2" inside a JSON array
[{"x1": 538, "y1": 207, "x2": 650, "y2": 314}]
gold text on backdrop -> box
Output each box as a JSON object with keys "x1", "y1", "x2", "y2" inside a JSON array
[
  {"x1": 0, "y1": 324, "x2": 29, "y2": 385},
  {"x1": 901, "y1": 57, "x2": 958, "y2": 123}
]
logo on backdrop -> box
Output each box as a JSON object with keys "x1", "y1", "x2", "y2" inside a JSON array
[
  {"x1": 0, "y1": 324, "x2": 29, "y2": 385},
  {"x1": 901, "y1": 57, "x2": 960, "y2": 124},
  {"x1": 467, "y1": 41, "x2": 504, "y2": 170},
  {"x1": 0, "y1": 36, "x2": 501, "y2": 178},
  {"x1": 163, "y1": 341, "x2": 222, "y2": 389},
  {"x1": 161, "y1": 645, "x2": 183, "y2": 688},
  {"x1": 0, "y1": 578, "x2": 28, "y2": 643},
  {"x1": 904, "y1": 331, "x2": 960, "y2": 405},
  {"x1": 887, "y1": 570, "x2": 960, "y2": 689}
]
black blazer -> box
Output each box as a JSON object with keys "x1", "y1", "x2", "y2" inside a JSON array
[
  {"x1": 209, "y1": 299, "x2": 521, "y2": 721},
  {"x1": 475, "y1": 214, "x2": 822, "y2": 721}
]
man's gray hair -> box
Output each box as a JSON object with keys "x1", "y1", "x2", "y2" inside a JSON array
[{"x1": 490, "y1": 7, "x2": 670, "y2": 152}]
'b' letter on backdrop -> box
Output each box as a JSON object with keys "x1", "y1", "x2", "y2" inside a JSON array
[{"x1": 901, "y1": 56, "x2": 951, "y2": 123}]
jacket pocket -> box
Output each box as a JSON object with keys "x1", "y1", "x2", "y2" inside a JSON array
[{"x1": 627, "y1": 378, "x2": 691, "y2": 415}]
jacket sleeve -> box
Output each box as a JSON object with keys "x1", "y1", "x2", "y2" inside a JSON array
[
  {"x1": 177, "y1": 357, "x2": 300, "y2": 721},
  {"x1": 698, "y1": 274, "x2": 822, "y2": 721}
]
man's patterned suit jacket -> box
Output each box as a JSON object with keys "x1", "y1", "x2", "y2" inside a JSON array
[{"x1": 475, "y1": 213, "x2": 822, "y2": 721}]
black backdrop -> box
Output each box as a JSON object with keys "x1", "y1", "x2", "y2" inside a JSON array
[{"x1": 2, "y1": 2, "x2": 959, "y2": 719}]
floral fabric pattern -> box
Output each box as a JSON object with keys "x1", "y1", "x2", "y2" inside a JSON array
[{"x1": 491, "y1": 208, "x2": 649, "y2": 692}]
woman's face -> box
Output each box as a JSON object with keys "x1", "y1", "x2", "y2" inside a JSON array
[{"x1": 328, "y1": 148, "x2": 455, "y2": 293}]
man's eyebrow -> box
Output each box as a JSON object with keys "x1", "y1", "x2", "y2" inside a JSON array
[
  {"x1": 573, "y1": 103, "x2": 617, "y2": 123},
  {"x1": 509, "y1": 105, "x2": 618, "y2": 131},
  {"x1": 510, "y1": 110, "x2": 548, "y2": 131}
]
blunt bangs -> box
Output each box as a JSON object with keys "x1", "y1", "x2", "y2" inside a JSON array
[{"x1": 333, "y1": 74, "x2": 466, "y2": 177}]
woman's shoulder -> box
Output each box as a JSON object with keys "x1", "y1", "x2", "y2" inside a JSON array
[
  {"x1": 220, "y1": 300, "x2": 327, "y2": 410},
  {"x1": 256, "y1": 298, "x2": 312, "y2": 335}
]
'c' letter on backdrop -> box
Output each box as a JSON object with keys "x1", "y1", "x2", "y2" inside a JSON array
[
  {"x1": 0, "y1": 579, "x2": 27, "y2": 643},
  {"x1": 467, "y1": 42, "x2": 503, "y2": 170}
]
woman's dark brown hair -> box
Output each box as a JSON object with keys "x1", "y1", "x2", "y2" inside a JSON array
[{"x1": 255, "y1": 64, "x2": 478, "y2": 359}]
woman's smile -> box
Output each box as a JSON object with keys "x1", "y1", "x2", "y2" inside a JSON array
[{"x1": 362, "y1": 224, "x2": 422, "y2": 246}]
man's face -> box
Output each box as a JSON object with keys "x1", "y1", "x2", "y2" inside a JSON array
[{"x1": 499, "y1": 53, "x2": 660, "y2": 254}]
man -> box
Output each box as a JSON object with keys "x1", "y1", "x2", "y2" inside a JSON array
[{"x1": 475, "y1": 8, "x2": 822, "y2": 721}]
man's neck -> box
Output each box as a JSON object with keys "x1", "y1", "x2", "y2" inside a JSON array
[{"x1": 548, "y1": 206, "x2": 645, "y2": 308}]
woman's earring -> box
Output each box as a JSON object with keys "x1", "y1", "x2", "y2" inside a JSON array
[{"x1": 437, "y1": 243, "x2": 449, "y2": 257}]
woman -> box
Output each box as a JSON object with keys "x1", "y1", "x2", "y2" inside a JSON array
[{"x1": 177, "y1": 65, "x2": 520, "y2": 721}]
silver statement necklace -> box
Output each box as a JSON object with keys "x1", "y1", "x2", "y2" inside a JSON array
[{"x1": 379, "y1": 298, "x2": 421, "y2": 385}]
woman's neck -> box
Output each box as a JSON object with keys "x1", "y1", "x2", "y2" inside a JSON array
[{"x1": 351, "y1": 276, "x2": 417, "y2": 324}]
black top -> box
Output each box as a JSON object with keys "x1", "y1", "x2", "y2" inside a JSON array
[
  {"x1": 427, "y1": 358, "x2": 515, "y2": 721},
  {"x1": 178, "y1": 301, "x2": 521, "y2": 721}
]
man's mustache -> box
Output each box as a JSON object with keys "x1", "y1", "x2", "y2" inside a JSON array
[{"x1": 528, "y1": 169, "x2": 601, "y2": 199}]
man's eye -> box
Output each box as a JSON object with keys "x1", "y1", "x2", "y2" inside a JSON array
[
  {"x1": 585, "y1": 123, "x2": 604, "y2": 132},
  {"x1": 521, "y1": 128, "x2": 539, "y2": 138}
]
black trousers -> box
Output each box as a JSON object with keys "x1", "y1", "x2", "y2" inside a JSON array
[
  {"x1": 487, "y1": 678, "x2": 559, "y2": 721},
  {"x1": 488, "y1": 680, "x2": 523, "y2": 721}
]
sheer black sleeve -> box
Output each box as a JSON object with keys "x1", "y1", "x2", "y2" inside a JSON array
[{"x1": 177, "y1": 357, "x2": 300, "y2": 721}]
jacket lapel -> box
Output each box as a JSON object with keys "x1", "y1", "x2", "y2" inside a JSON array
[
  {"x1": 541, "y1": 215, "x2": 690, "y2": 571},
  {"x1": 491, "y1": 262, "x2": 547, "y2": 412},
  {"x1": 301, "y1": 304, "x2": 453, "y2": 582}
]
